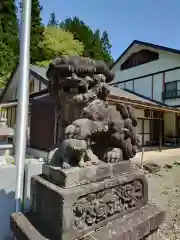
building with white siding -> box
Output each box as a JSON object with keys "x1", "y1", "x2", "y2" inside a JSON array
[
  {"x1": 111, "y1": 40, "x2": 180, "y2": 146},
  {"x1": 111, "y1": 40, "x2": 180, "y2": 106}
]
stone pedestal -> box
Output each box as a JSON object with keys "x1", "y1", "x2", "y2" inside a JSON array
[
  {"x1": 11, "y1": 203, "x2": 164, "y2": 240},
  {"x1": 10, "y1": 162, "x2": 165, "y2": 240},
  {"x1": 10, "y1": 55, "x2": 165, "y2": 239}
]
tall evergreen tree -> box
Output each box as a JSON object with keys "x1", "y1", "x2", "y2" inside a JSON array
[
  {"x1": 101, "y1": 31, "x2": 112, "y2": 54},
  {"x1": 48, "y1": 12, "x2": 58, "y2": 27},
  {"x1": 60, "y1": 17, "x2": 113, "y2": 66},
  {"x1": 30, "y1": 0, "x2": 44, "y2": 63},
  {"x1": 0, "y1": 0, "x2": 19, "y2": 85},
  {"x1": 101, "y1": 31, "x2": 113, "y2": 65}
]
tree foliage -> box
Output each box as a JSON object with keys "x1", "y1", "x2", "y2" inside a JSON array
[
  {"x1": 60, "y1": 17, "x2": 113, "y2": 66},
  {"x1": 0, "y1": 3, "x2": 114, "y2": 87},
  {"x1": 36, "y1": 27, "x2": 84, "y2": 68},
  {"x1": 30, "y1": 0, "x2": 44, "y2": 63},
  {"x1": 48, "y1": 12, "x2": 58, "y2": 27},
  {"x1": 0, "y1": 0, "x2": 19, "y2": 84}
]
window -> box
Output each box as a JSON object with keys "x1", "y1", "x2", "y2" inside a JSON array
[
  {"x1": 163, "y1": 81, "x2": 179, "y2": 99},
  {"x1": 144, "y1": 110, "x2": 151, "y2": 118},
  {"x1": 165, "y1": 81, "x2": 177, "y2": 92},
  {"x1": 153, "y1": 111, "x2": 159, "y2": 119}
]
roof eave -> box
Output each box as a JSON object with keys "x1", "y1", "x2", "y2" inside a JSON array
[
  {"x1": 111, "y1": 40, "x2": 180, "y2": 70},
  {"x1": 108, "y1": 94, "x2": 180, "y2": 113}
]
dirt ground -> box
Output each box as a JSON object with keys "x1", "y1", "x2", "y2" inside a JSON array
[{"x1": 145, "y1": 156, "x2": 180, "y2": 240}]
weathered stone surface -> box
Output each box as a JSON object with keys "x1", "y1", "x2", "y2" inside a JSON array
[
  {"x1": 10, "y1": 203, "x2": 165, "y2": 240},
  {"x1": 10, "y1": 56, "x2": 165, "y2": 240},
  {"x1": 30, "y1": 170, "x2": 148, "y2": 239},
  {"x1": 10, "y1": 212, "x2": 46, "y2": 240},
  {"x1": 46, "y1": 56, "x2": 139, "y2": 169},
  {"x1": 90, "y1": 203, "x2": 165, "y2": 240},
  {"x1": 42, "y1": 160, "x2": 132, "y2": 187}
]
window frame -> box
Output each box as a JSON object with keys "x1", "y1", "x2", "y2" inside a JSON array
[{"x1": 165, "y1": 81, "x2": 177, "y2": 92}]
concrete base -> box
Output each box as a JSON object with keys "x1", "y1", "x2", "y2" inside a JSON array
[
  {"x1": 0, "y1": 163, "x2": 16, "y2": 239},
  {"x1": 24, "y1": 159, "x2": 44, "y2": 210},
  {"x1": 11, "y1": 203, "x2": 165, "y2": 240}
]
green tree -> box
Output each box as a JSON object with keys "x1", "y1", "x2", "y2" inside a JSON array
[
  {"x1": 0, "y1": 42, "x2": 16, "y2": 87},
  {"x1": 60, "y1": 17, "x2": 113, "y2": 66},
  {"x1": 48, "y1": 12, "x2": 58, "y2": 27},
  {"x1": 101, "y1": 31, "x2": 112, "y2": 54},
  {"x1": 0, "y1": 0, "x2": 19, "y2": 85},
  {"x1": 101, "y1": 30, "x2": 113, "y2": 64},
  {"x1": 30, "y1": 0, "x2": 44, "y2": 63},
  {"x1": 36, "y1": 27, "x2": 84, "y2": 68}
]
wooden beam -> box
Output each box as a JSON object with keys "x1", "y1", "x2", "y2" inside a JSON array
[
  {"x1": 108, "y1": 96, "x2": 180, "y2": 114},
  {"x1": 0, "y1": 102, "x2": 18, "y2": 108}
]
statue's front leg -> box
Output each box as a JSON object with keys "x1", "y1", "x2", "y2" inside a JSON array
[
  {"x1": 47, "y1": 147, "x2": 71, "y2": 168},
  {"x1": 62, "y1": 158, "x2": 71, "y2": 169},
  {"x1": 78, "y1": 151, "x2": 86, "y2": 167},
  {"x1": 85, "y1": 148, "x2": 100, "y2": 165}
]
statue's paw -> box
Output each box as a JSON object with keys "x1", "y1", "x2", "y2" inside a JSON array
[
  {"x1": 62, "y1": 162, "x2": 71, "y2": 169},
  {"x1": 86, "y1": 161, "x2": 93, "y2": 166},
  {"x1": 91, "y1": 158, "x2": 100, "y2": 165},
  {"x1": 104, "y1": 148, "x2": 123, "y2": 163},
  {"x1": 85, "y1": 149, "x2": 100, "y2": 165},
  {"x1": 79, "y1": 160, "x2": 86, "y2": 168}
]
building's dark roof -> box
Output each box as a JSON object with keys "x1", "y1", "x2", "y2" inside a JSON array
[
  {"x1": 0, "y1": 64, "x2": 19, "y2": 102},
  {"x1": 111, "y1": 40, "x2": 180, "y2": 69},
  {"x1": 30, "y1": 65, "x2": 48, "y2": 83}
]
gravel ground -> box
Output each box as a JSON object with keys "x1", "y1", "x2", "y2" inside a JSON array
[{"x1": 146, "y1": 157, "x2": 180, "y2": 240}]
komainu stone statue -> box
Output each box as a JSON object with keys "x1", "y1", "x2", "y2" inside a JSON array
[
  {"x1": 46, "y1": 56, "x2": 139, "y2": 168},
  {"x1": 10, "y1": 56, "x2": 165, "y2": 240}
]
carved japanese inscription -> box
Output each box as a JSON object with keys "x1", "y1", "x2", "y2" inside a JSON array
[{"x1": 73, "y1": 180, "x2": 143, "y2": 229}]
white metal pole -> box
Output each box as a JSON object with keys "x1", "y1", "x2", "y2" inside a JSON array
[{"x1": 15, "y1": 0, "x2": 31, "y2": 213}]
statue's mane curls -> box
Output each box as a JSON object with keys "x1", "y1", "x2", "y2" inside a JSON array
[{"x1": 46, "y1": 55, "x2": 115, "y2": 83}]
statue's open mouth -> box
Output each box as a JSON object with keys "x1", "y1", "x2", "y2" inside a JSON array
[
  {"x1": 59, "y1": 75, "x2": 90, "y2": 94},
  {"x1": 63, "y1": 85, "x2": 87, "y2": 94}
]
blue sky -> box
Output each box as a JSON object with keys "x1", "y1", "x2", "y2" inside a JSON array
[{"x1": 31, "y1": 0, "x2": 180, "y2": 60}]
